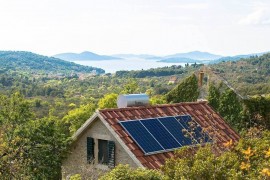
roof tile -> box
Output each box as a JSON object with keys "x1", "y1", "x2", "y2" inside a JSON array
[{"x1": 98, "y1": 101, "x2": 240, "y2": 169}]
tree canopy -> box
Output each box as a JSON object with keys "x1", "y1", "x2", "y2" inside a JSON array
[
  {"x1": 98, "y1": 93, "x2": 118, "y2": 109},
  {"x1": 166, "y1": 74, "x2": 199, "y2": 103}
]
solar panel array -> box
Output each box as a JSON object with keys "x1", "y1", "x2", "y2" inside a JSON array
[{"x1": 119, "y1": 115, "x2": 211, "y2": 155}]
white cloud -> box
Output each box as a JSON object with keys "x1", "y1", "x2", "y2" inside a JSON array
[{"x1": 239, "y1": 6, "x2": 270, "y2": 25}]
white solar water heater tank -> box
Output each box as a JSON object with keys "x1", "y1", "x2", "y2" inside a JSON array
[{"x1": 117, "y1": 94, "x2": 150, "y2": 108}]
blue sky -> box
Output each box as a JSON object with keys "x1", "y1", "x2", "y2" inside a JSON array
[{"x1": 0, "y1": 0, "x2": 270, "y2": 56}]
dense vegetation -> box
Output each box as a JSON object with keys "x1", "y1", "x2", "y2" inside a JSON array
[
  {"x1": 0, "y1": 93, "x2": 70, "y2": 179},
  {"x1": 166, "y1": 74, "x2": 199, "y2": 103},
  {"x1": 0, "y1": 51, "x2": 270, "y2": 179},
  {"x1": 210, "y1": 53, "x2": 270, "y2": 96},
  {"x1": 115, "y1": 64, "x2": 202, "y2": 78},
  {"x1": 100, "y1": 129, "x2": 270, "y2": 180}
]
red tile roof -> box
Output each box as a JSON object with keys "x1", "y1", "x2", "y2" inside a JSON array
[{"x1": 99, "y1": 101, "x2": 240, "y2": 169}]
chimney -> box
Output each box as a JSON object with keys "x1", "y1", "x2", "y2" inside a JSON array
[{"x1": 198, "y1": 71, "x2": 204, "y2": 87}]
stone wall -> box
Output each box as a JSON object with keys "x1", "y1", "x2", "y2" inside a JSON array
[{"x1": 62, "y1": 118, "x2": 138, "y2": 179}]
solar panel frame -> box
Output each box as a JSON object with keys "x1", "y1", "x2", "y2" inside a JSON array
[
  {"x1": 119, "y1": 115, "x2": 212, "y2": 155},
  {"x1": 140, "y1": 118, "x2": 181, "y2": 150},
  {"x1": 157, "y1": 116, "x2": 193, "y2": 146},
  {"x1": 176, "y1": 115, "x2": 212, "y2": 144},
  {"x1": 119, "y1": 120, "x2": 165, "y2": 154},
  {"x1": 176, "y1": 115, "x2": 199, "y2": 144}
]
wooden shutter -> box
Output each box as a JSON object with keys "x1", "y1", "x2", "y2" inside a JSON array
[
  {"x1": 107, "y1": 140, "x2": 115, "y2": 168},
  {"x1": 87, "y1": 137, "x2": 94, "y2": 163}
]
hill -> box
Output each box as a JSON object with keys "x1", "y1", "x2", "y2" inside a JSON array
[
  {"x1": 164, "y1": 51, "x2": 222, "y2": 60},
  {"x1": 115, "y1": 64, "x2": 203, "y2": 78},
  {"x1": 158, "y1": 51, "x2": 222, "y2": 63},
  {"x1": 210, "y1": 52, "x2": 268, "y2": 64},
  {"x1": 0, "y1": 51, "x2": 105, "y2": 74},
  {"x1": 210, "y1": 53, "x2": 270, "y2": 96},
  {"x1": 54, "y1": 51, "x2": 120, "y2": 61}
]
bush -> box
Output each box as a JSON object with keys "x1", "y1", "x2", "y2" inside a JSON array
[
  {"x1": 99, "y1": 164, "x2": 164, "y2": 180},
  {"x1": 100, "y1": 130, "x2": 270, "y2": 180}
]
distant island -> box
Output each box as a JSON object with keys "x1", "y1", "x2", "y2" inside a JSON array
[
  {"x1": 158, "y1": 51, "x2": 268, "y2": 64},
  {"x1": 54, "y1": 51, "x2": 121, "y2": 61},
  {"x1": 157, "y1": 51, "x2": 221, "y2": 63},
  {"x1": 163, "y1": 51, "x2": 222, "y2": 60},
  {"x1": 53, "y1": 50, "x2": 269, "y2": 66}
]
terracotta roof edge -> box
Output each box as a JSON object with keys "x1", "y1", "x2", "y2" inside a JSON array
[
  {"x1": 97, "y1": 113, "x2": 145, "y2": 168},
  {"x1": 99, "y1": 101, "x2": 208, "y2": 112}
]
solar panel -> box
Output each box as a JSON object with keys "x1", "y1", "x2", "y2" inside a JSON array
[
  {"x1": 119, "y1": 120, "x2": 164, "y2": 154},
  {"x1": 119, "y1": 115, "x2": 211, "y2": 155},
  {"x1": 158, "y1": 117, "x2": 192, "y2": 146},
  {"x1": 193, "y1": 126, "x2": 212, "y2": 143},
  {"x1": 175, "y1": 115, "x2": 192, "y2": 129},
  {"x1": 176, "y1": 115, "x2": 211, "y2": 144},
  {"x1": 140, "y1": 118, "x2": 181, "y2": 150}
]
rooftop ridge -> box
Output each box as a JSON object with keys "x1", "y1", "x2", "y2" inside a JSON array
[{"x1": 99, "y1": 101, "x2": 208, "y2": 112}]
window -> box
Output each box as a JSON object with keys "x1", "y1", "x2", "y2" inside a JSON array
[
  {"x1": 98, "y1": 139, "x2": 109, "y2": 164},
  {"x1": 87, "y1": 137, "x2": 94, "y2": 163},
  {"x1": 98, "y1": 139, "x2": 115, "y2": 168},
  {"x1": 86, "y1": 137, "x2": 115, "y2": 168}
]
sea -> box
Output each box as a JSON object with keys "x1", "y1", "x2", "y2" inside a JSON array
[{"x1": 73, "y1": 58, "x2": 186, "y2": 73}]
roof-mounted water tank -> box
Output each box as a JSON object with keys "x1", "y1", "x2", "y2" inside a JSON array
[{"x1": 117, "y1": 94, "x2": 149, "y2": 108}]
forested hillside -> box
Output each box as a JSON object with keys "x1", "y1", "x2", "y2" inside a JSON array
[
  {"x1": 0, "y1": 51, "x2": 105, "y2": 74},
  {"x1": 210, "y1": 53, "x2": 270, "y2": 96}
]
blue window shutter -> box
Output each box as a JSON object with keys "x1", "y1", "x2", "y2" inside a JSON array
[
  {"x1": 107, "y1": 141, "x2": 115, "y2": 168},
  {"x1": 87, "y1": 137, "x2": 94, "y2": 163}
]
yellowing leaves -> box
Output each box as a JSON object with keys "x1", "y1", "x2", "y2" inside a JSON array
[
  {"x1": 223, "y1": 139, "x2": 233, "y2": 148},
  {"x1": 264, "y1": 148, "x2": 270, "y2": 158},
  {"x1": 261, "y1": 168, "x2": 270, "y2": 177},
  {"x1": 240, "y1": 162, "x2": 251, "y2": 170},
  {"x1": 242, "y1": 147, "x2": 254, "y2": 157}
]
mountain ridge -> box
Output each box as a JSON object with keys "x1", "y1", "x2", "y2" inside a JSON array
[
  {"x1": 53, "y1": 50, "x2": 269, "y2": 65},
  {"x1": 164, "y1": 51, "x2": 222, "y2": 60}
]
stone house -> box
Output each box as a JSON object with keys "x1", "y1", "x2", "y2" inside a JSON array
[{"x1": 62, "y1": 101, "x2": 239, "y2": 179}]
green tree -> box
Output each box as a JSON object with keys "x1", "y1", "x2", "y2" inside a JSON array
[
  {"x1": 218, "y1": 89, "x2": 243, "y2": 130},
  {"x1": 243, "y1": 94, "x2": 270, "y2": 129},
  {"x1": 98, "y1": 93, "x2": 118, "y2": 109},
  {"x1": 99, "y1": 164, "x2": 164, "y2": 180},
  {"x1": 207, "y1": 83, "x2": 221, "y2": 110},
  {"x1": 62, "y1": 103, "x2": 96, "y2": 134},
  {"x1": 150, "y1": 95, "x2": 167, "y2": 105},
  {"x1": 166, "y1": 74, "x2": 199, "y2": 103},
  {"x1": 163, "y1": 130, "x2": 270, "y2": 179},
  {"x1": 21, "y1": 118, "x2": 70, "y2": 179},
  {"x1": 121, "y1": 79, "x2": 139, "y2": 94},
  {"x1": 163, "y1": 146, "x2": 239, "y2": 180},
  {"x1": 0, "y1": 92, "x2": 32, "y2": 126},
  {"x1": 0, "y1": 93, "x2": 70, "y2": 179}
]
